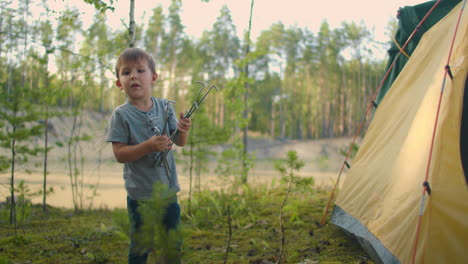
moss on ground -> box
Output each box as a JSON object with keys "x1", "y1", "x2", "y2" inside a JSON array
[{"x1": 0, "y1": 184, "x2": 373, "y2": 264}]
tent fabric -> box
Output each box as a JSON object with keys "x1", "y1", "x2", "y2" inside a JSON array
[
  {"x1": 375, "y1": 0, "x2": 462, "y2": 105},
  {"x1": 331, "y1": 2, "x2": 468, "y2": 264}
]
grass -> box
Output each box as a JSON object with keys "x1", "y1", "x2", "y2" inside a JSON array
[{"x1": 0, "y1": 181, "x2": 373, "y2": 264}]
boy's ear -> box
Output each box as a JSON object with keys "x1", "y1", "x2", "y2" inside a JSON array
[
  {"x1": 116, "y1": 79, "x2": 123, "y2": 90},
  {"x1": 152, "y1": 73, "x2": 158, "y2": 83}
]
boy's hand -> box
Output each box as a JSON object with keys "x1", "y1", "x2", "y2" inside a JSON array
[
  {"x1": 148, "y1": 135, "x2": 172, "y2": 152},
  {"x1": 178, "y1": 113, "x2": 191, "y2": 134}
]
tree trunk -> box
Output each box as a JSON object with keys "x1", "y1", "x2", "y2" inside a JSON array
[
  {"x1": 9, "y1": 111, "x2": 17, "y2": 231},
  {"x1": 241, "y1": 0, "x2": 255, "y2": 184},
  {"x1": 42, "y1": 52, "x2": 51, "y2": 212},
  {"x1": 0, "y1": 16, "x2": 3, "y2": 66},
  {"x1": 129, "y1": 0, "x2": 135, "y2": 47},
  {"x1": 99, "y1": 60, "x2": 105, "y2": 112},
  {"x1": 21, "y1": 0, "x2": 29, "y2": 90},
  {"x1": 271, "y1": 102, "x2": 275, "y2": 138},
  {"x1": 43, "y1": 106, "x2": 49, "y2": 212}
]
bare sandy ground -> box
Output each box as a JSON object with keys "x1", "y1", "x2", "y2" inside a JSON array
[
  {"x1": 1, "y1": 139, "x2": 349, "y2": 209},
  {"x1": 4, "y1": 168, "x2": 342, "y2": 209}
]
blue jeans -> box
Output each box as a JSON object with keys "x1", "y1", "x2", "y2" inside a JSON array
[{"x1": 127, "y1": 196, "x2": 181, "y2": 264}]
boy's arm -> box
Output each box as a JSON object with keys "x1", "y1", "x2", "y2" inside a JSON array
[
  {"x1": 112, "y1": 135, "x2": 172, "y2": 163},
  {"x1": 174, "y1": 131, "x2": 188, "y2": 147}
]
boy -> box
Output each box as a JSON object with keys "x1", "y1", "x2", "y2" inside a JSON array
[{"x1": 107, "y1": 47, "x2": 191, "y2": 264}]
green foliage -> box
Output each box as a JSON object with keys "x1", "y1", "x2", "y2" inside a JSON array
[
  {"x1": 200, "y1": 70, "x2": 256, "y2": 183},
  {"x1": 0, "y1": 82, "x2": 45, "y2": 227},
  {"x1": 180, "y1": 180, "x2": 370, "y2": 263},
  {"x1": 0, "y1": 95, "x2": 44, "y2": 155},
  {"x1": 316, "y1": 154, "x2": 330, "y2": 171},
  {"x1": 14, "y1": 181, "x2": 42, "y2": 225},
  {"x1": 316, "y1": 146, "x2": 330, "y2": 171},
  {"x1": 1, "y1": 0, "x2": 388, "y2": 140},
  {"x1": 0, "y1": 255, "x2": 9, "y2": 264},
  {"x1": 277, "y1": 154, "x2": 304, "y2": 186},
  {"x1": 181, "y1": 185, "x2": 258, "y2": 231},
  {"x1": 214, "y1": 135, "x2": 255, "y2": 186},
  {"x1": 111, "y1": 208, "x2": 130, "y2": 240},
  {"x1": 65, "y1": 109, "x2": 95, "y2": 213},
  {"x1": 0, "y1": 209, "x2": 129, "y2": 263},
  {"x1": 204, "y1": 5, "x2": 240, "y2": 80},
  {"x1": 82, "y1": 0, "x2": 115, "y2": 12},
  {"x1": 215, "y1": 139, "x2": 242, "y2": 178},
  {"x1": 0, "y1": 156, "x2": 9, "y2": 174},
  {"x1": 0, "y1": 183, "x2": 373, "y2": 264},
  {"x1": 0, "y1": 202, "x2": 8, "y2": 225},
  {"x1": 275, "y1": 150, "x2": 315, "y2": 190},
  {"x1": 339, "y1": 142, "x2": 360, "y2": 159},
  {"x1": 137, "y1": 183, "x2": 182, "y2": 263}
]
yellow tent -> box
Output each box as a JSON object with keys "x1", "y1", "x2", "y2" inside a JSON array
[{"x1": 331, "y1": 1, "x2": 468, "y2": 263}]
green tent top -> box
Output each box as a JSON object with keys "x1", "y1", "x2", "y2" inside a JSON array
[{"x1": 375, "y1": 0, "x2": 462, "y2": 105}]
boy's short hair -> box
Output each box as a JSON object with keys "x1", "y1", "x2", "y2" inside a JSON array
[{"x1": 115, "y1": 48, "x2": 156, "y2": 79}]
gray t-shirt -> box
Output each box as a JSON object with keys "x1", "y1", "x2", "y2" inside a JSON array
[{"x1": 106, "y1": 97, "x2": 180, "y2": 200}]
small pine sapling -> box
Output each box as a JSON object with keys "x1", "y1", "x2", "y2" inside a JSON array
[{"x1": 274, "y1": 150, "x2": 314, "y2": 264}]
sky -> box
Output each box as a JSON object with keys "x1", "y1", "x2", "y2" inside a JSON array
[
  {"x1": 103, "y1": 0, "x2": 426, "y2": 40},
  {"x1": 36, "y1": 0, "x2": 428, "y2": 60},
  {"x1": 163, "y1": 0, "x2": 424, "y2": 41}
]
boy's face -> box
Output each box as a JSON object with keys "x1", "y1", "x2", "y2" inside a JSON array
[{"x1": 116, "y1": 58, "x2": 157, "y2": 101}]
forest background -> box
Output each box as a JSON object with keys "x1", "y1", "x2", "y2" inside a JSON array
[
  {"x1": 0, "y1": 1, "x2": 406, "y2": 262},
  {"x1": 0, "y1": 0, "x2": 395, "y2": 212}
]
